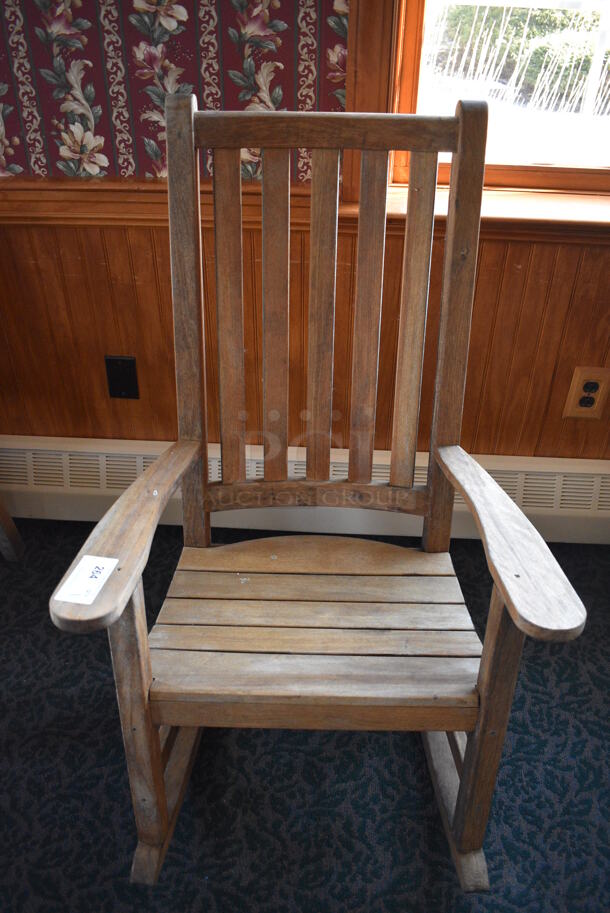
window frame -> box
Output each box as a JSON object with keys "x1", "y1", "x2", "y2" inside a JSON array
[{"x1": 348, "y1": 0, "x2": 610, "y2": 194}]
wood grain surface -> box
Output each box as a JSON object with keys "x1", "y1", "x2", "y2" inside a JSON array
[
  {"x1": 262, "y1": 148, "x2": 290, "y2": 480},
  {"x1": 0, "y1": 203, "x2": 607, "y2": 460},
  {"x1": 435, "y1": 445, "x2": 587, "y2": 640},
  {"x1": 49, "y1": 440, "x2": 200, "y2": 632}
]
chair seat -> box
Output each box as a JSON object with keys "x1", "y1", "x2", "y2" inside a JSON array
[{"x1": 148, "y1": 536, "x2": 482, "y2": 731}]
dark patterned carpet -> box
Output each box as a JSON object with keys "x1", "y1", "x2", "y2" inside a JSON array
[{"x1": 0, "y1": 519, "x2": 608, "y2": 913}]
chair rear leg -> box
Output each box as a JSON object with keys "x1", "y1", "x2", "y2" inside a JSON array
[
  {"x1": 423, "y1": 585, "x2": 524, "y2": 890},
  {"x1": 108, "y1": 579, "x2": 175, "y2": 884},
  {"x1": 452, "y1": 585, "x2": 525, "y2": 853},
  {"x1": 422, "y1": 731, "x2": 490, "y2": 891}
]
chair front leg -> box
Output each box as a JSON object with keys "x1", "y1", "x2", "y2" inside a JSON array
[
  {"x1": 107, "y1": 578, "x2": 169, "y2": 880},
  {"x1": 452, "y1": 584, "x2": 525, "y2": 852}
]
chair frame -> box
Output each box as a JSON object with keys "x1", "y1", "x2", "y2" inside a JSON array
[{"x1": 50, "y1": 97, "x2": 586, "y2": 891}]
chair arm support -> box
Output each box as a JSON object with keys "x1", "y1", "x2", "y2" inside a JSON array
[
  {"x1": 49, "y1": 440, "x2": 201, "y2": 634},
  {"x1": 435, "y1": 445, "x2": 586, "y2": 641}
]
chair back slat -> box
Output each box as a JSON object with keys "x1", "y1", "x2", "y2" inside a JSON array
[
  {"x1": 306, "y1": 148, "x2": 340, "y2": 481},
  {"x1": 390, "y1": 150, "x2": 438, "y2": 488},
  {"x1": 262, "y1": 148, "x2": 290, "y2": 481},
  {"x1": 347, "y1": 150, "x2": 389, "y2": 483},
  {"x1": 213, "y1": 147, "x2": 246, "y2": 483}
]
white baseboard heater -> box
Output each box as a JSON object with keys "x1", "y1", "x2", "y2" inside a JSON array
[{"x1": 1, "y1": 436, "x2": 608, "y2": 544}]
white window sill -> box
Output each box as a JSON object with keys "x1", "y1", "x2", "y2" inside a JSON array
[{"x1": 387, "y1": 183, "x2": 610, "y2": 227}]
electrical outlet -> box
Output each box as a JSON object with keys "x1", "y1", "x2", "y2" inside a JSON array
[{"x1": 563, "y1": 366, "x2": 609, "y2": 419}]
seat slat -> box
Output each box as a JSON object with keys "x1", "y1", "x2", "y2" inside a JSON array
[
  {"x1": 214, "y1": 147, "x2": 246, "y2": 482},
  {"x1": 306, "y1": 148, "x2": 340, "y2": 480},
  {"x1": 390, "y1": 151, "x2": 438, "y2": 487},
  {"x1": 167, "y1": 571, "x2": 464, "y2": 603},
  {"x1": 262, "y1": 148, "x2": 290, "y2": 480},
  {"x1": 178, "y1": 537, "x2": 454, "y2": 575},
  {"x1": 149, "y1": 624, "x2": 482, "y2": 657},
  {"x1": 348, "y1": 150, "x2": 389, "y2": 483},
  {"x1": 149, "y1": 650, "x2": 480, "y2": 706},
  {"x1": 157, "y1": 598, "x2": 474, "y2": 630}
]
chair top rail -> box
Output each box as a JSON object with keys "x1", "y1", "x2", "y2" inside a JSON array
[{"x1": 193, "y1": 111, "x2": 459, "y2": 152}]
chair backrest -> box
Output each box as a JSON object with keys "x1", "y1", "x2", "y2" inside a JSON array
[{"x1": 165, "y1": 96, "x2": 487, "y2": 552}]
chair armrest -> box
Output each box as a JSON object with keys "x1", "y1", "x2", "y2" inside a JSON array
[
  {"x1": 435, "y1": 445, "x2": 586, "y2": 642},
  {"x1": 49, "y1": 440, "x2": 201, "y2": 634}
]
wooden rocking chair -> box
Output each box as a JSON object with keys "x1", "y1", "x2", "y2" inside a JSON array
[{"x1": 50, "y1": 97, "x2": 586, "y2": 891}]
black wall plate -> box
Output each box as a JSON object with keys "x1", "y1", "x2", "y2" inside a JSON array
[{"x1": 105, "y1": 356, "x2": 139, "y2": 399}]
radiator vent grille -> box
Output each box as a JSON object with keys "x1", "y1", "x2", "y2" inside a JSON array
[
  {"x1": 330, "y1": 462, "x2": 348, "y2": 481},
  {"x1": 105, "y1": 455, "x2": 138, "y2": 490},
  {"x1": 560, "y1": 474, "x2": 596, "y2": 511},
  {"x1": 0, "y1": 450, "x2": 28, "y2": 485},
  {"x1": 413, "y1": 467, "x2": 427, "y2": 486},
  {"x1": 246, "y1": 459, "x2": 264, "y2": 480},
  {"x1": 208, "y1": 457, "x2": 221, "y2": 482},
  {"x1": 489, "y1": 470, "x2": 520, "y2": 501},
  {"x1": 32, "y1": 451, "x2": 64, "y2": 487},
  {"x1": 0, "y1": 445, "x2": 608, "y2": 523},
  {"x1": 291, "y1": 460, "x2": 307, "y2": 479},
  {"x1": 371, "y1": 463, "x2": 390, "y2": 482},
  {"x1": 522, "y1": 472, "x2": 557, "y2": 510},
  {"x1": 214, "y1": 459, "x2": 309, "y2": 481},
  {"x1": 68, "y1": 453, "x2": 101, "y2": 489}
]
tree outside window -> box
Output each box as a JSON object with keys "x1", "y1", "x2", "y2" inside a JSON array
[{"x1": 417, "y1": 0, "x2": 610, "y2": 168}]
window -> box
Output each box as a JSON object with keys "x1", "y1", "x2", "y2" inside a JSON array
[{"x1": 393, "y1": 0, "x2": 610, "y2": 189}]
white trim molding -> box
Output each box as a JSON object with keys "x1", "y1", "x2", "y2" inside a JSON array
[{"x1": 1, "y1": 436, "x2": 608, "y2": 543}]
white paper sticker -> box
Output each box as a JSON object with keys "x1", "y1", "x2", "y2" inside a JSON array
[{"x1": 55, "y1": 555, "x2": 119, "y2": 605}]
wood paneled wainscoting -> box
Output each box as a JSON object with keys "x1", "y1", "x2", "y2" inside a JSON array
[{"x1": 0, "y1": 180, "x2": 608, "y2": 459}]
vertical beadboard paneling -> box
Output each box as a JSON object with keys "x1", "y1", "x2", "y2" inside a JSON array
[
  {"x1": 493, "y1": 243, "x2": 560, "y2": 454},
  {"x1": 472, "y1": 241, "x2": 533, "y2": 454},
  {"x1": 81, "y1": 225, "x2": 137, "y2": 440},
  {"x1": 460, "y1": 241, "x2": 508, "y2": 452},
  {"x1": 102, "y1": 226, "x2": 175, "y2": 439},
  {"x1": 535, "y1": 245, "x2": 610, "y2": 459},
  {"x1": 0, "y1": 210, "x2": 608, "y2": 460},
  {"x1": 55, "y1": 226, "x2": 111, "y2": 437},
  {"x1": 514, "y1": 244, "x2": 583, "y2": 456},
  {"x1": 29, "y1": 225, "x2": 92, "y2": 434},
  {"x1": 0, "y1": 227, "x2": 36, "y2": 434},
  {"x1": 128, "y1": 226, "x2": 177, "y2": 438},
  {"x1": 0, "y1": 311, "x2": 22, "y2": 432}
]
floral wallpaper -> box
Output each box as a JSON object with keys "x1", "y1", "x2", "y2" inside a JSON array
[{"x1": 0, "y1": 0, "x2": 349, "y2": 179}]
